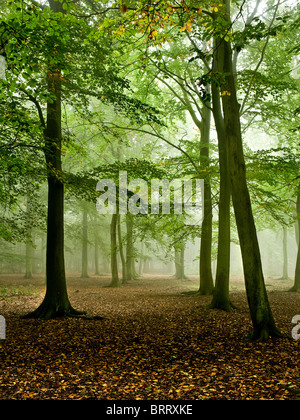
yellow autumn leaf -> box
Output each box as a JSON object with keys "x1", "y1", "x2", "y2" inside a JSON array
[
  {"x1": 121, "y1": 4, "x2": 127, "y2": 14},
  {"x1": 186, "y1": 25, "x2": 192, "y2": 31},
  {"x1": 180, "y1": 26, "x2": 186, "y2": 32}
]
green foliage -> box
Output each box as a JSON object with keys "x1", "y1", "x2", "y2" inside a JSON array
[{"x1": 0, "y1": 284, "x2": 36, "y2": 301}]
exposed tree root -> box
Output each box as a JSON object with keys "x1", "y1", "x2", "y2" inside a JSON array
[
  {"x1": 289, "y1": 285, "x2": 300, "y2": 292},
  {"x1": 22, "y1": 300, "x2": 87, "y2": 320},
  {"x1": 249, "y1": 326, "x2": 284, "y2": 342},
  {"x1": 207, "y1": 299, "x2": 237, "y2": 312}
]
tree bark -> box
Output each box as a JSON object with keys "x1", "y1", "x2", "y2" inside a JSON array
[
  {"x1": 208, "y1": 36, "x2": 233, "y2": 310},
  {"x1": 199, "y1": 104, "x2": 214, "y2": 294},
  {"x1": 117, "y1": 214, "x2": 127, "y2": 283},
  {"x1": 290, "y1": 184, "x2": 300, "y2": 291},
  {"x1": 94, "y1": 231, "x2": 100, "y2": 275},
  {"x1": 215, "y1": 0, "x2": 281, "y2": 340},
  {"x1": 81, "y1": 205, "x2": 89, "y2": 278},
  {"x1": 110, "y1": 213, "x2": 120, "y2": 287},
  {"x1": 125, "y1": 213, "x2": 134, "y2": 282},
  {"x1": 138, "y1": 241, "x2": 144, "y2": 275},
  {"x1": 25, "y1": 233, "x2": 33, "y2": 279},
  {"x1": 23, "y1": 0, "x2": 82, "y2": 319},
  {"x1": 24, "y1": 196, "x2": 33, "y2": 279},
  {"x1": 174, "y1": 246, "x2": 185, "y2": 279},
  {"x1": 281, "y1": 225, "x2": 289, "y2": 280}
]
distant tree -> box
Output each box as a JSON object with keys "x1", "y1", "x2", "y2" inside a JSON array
[{"x1": 110, "y1": 213, "x2": 120, "y2": 287}]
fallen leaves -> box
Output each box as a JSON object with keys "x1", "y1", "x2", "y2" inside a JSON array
[{"x1": 0, "y1": 274, "x2": 300, "y2": 400}]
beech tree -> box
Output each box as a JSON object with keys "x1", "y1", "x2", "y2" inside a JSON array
[
  {"x1": 0, "y1": 0, "x2": 160, "y2": 318},
  {"x1": 108, "y1": 0, "x2": 288, "y2": 339}
]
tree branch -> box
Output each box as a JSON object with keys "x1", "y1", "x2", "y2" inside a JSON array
[
  {"x1": 19, "y1": 87, "x2": 46, "y2": 129},
  {"x1": 239, "y1": 0, "x2": 281, "y2": 116},
  {"x1": 102, "y1": 121, "x2": 199, "y2": 173}
]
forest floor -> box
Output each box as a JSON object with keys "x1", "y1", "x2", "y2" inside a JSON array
[{"x1": 0, "y1": 273, "x2": 300, "y2": 400}]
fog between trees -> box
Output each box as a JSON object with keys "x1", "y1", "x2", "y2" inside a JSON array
[{"x1": 0, "y1": 0, "x2": 299, "y2": 341}]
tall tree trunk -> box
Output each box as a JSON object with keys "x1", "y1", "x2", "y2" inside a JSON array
[
  {"x1": 94, "y1": 231, "x2": 100, "y2": 275},
  {"x1": 208, "y1": 36, "x2": 232, "y2": 310},
  {"x1": 110, "y1": 213, "x2": 120, "y2": 287},
  {"x1": 81, "y1": 205, "x2": 89, "y2": 278},
  {"x1": 290, "y1": 185, "x2": 300, "y2": 291},
  {"x1": 216, "y1": 0, "x2": 281, "y2": 340},
  {"x1": 24, "y1": 195, "x2": 33, "y2": 279},
  {"x1": 25, "y1": 233, "x2": 33, "y2": 279},
  {"x1": 180, "y1": 88, "x2": 213, "y2": 292},
  {"x1": 199, "y1": 104, "x2": 214, "y2": 294},
  {"x1": 41, "y1": 234, "x2": 45, "y2": 275},
  {"x1": 138, "y1": 242, "x2": 144, "y2": 275},
  {"x1": 125, "y1": 213, "x2": 134, "y2": 282},
  {"x1": 117, "y1": 214, "x2": 127, "y2": 283},
  {"x1": 281, "y1": 225, "x2": 289, "y2": 280},
  {"x1": 174, "y1": 245, "x2": 186, "y2": 279},
  {"x1": 23, "y1": 0, "x2": 82, "y2": 319}
]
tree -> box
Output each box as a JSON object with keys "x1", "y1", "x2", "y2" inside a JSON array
[
  {"x1": 291, "y1": 185, "x2": 300, "y2": 291},
  {"x1": 1, "y1": 0, "x2": 161, "y2": 317},
  {"x1": 208, "y1": 36, "x2": 232, "y2": 309},
  {"x1": 24, "y1": 0, "x2": 81, "y2": 318},
  {"x1": 117, "y1": 214, "x2": 127, "y2": 282},
  {"x1": 80, "y1": 203, "x2": 89, "y2": 278},
  {"x1": 110, "y1": 213, "x2": 120, "y2": 287},
  {"x1": 213, "y1": 0, "x2": 282, "y2": 340}
]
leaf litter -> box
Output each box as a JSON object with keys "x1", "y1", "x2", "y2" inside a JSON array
[{"x1": 0, "y1": 274, "x2": 300, "y2": 400}]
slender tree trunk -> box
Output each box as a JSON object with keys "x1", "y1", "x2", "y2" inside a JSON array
[
  {"x1": 208, "y1": 36, "x2": 233, "y2": 310},
  {"x1": 290, "y1": 185, "x2": 300, "y2": 291},
  {"x1": 110, "y1": 213, "x2": 120, "y2": 287},
  {"x1": 180, "y1": 247, "x2": 185, "y2": 279},
  {"x1": 281, "y1": 226, "x2": 289, "y2": 280},
  {"x1": 174, "y1": 245, "x2": 185, "y2": 279},
  {"x1": 81, "y1": 205, "x2": 89, "y2": 278},
  {"x1": 180, "y1": 88, "x2": 213, "y2": 292},
  {"x1": 80, "y1": 205, "x2": 89, "y2": 278},
  {"x1": 94, "y1": 231, "x2": 100, "y2": 275},
  {"x1": 41, "y1": 234, "x2": 45, "y2": 275},
  {"x1": 25, "y1": 232, "x2": 33, "y2": 279},
  {"x1": 23, "y1": 0, "x2": 82, "y2": 319},
  {"x1": 117, "y1": 214, "x2": 126, "y2": 283},
  {"x1": 138, "y1": 242, "x2": 144, "y2": 275},
  {"x1": 174, "y1": 248, "x2": 181, "y2": 278},
  {"x1": 125, "y1": 213, "x2": 134, "y2": 282},
  {"x1": 217, "y1": 0, "x2": 281, "y2": 340},
  {"x1": 24, "y1": 196, "x2": 33, "y2": 279},
  {"x1": 199, "y1": 104, "x2": 214, "y2": 294}
]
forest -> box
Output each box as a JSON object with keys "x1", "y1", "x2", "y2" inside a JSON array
[{"x1": 0, "y1": 0, "x2": 300, "y2": 401}]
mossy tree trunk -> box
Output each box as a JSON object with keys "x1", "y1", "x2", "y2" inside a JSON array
[
  {"x1": 117, "y1": 214, "x2": 127, "y2": 283},
  {"x1": 290, "y1": 184, "x2": 300, "y2": 291},
  {"x1": 208, "y1": 36, "x2": 233, "y2": 310},
  {"x1": 81, "y1": 205, "x2": 89, "y2": 278},
  {"x1": 94, "y1": 231, "x2": 100, "y2": 275},
  {"x1": 125, "y1": 213, "x2": 134, "y2": 282},
  {"x1": 198, "y1": 104, "x2": 214, "y2": 294},
  {"x1": 110, "y1": 213, "x2": 120, "y2": 287},
  {"x1": 215, "y1": 0, "x2": 281, "y2": 340},
  {"x1": 23, "y1": 0, "x2": 82, "y2": 319},
  {"x1": 174, "y1": 245, "x2": 185, "y2": 280},
  {"x1": 281, "y1": 225, "x2": 289, "y2": 280}
]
